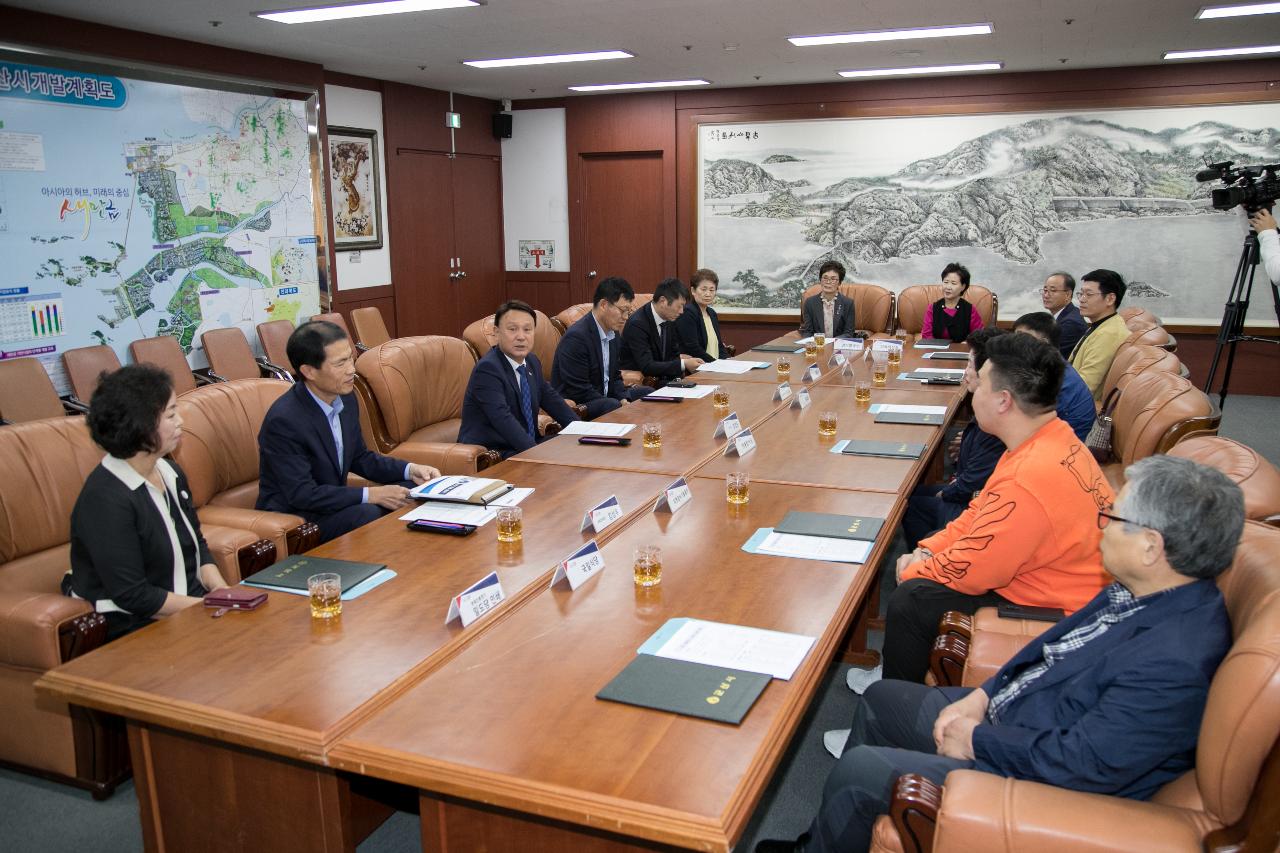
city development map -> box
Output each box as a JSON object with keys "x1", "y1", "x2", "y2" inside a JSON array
[{"x1": 0, "y1": 58, "x2": 321, "y2": 392}]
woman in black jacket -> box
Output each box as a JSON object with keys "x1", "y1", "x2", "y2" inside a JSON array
[
  {"x1": 64, "y1": 364, "x2": 228, "y2": 640},
  {"x1": 675, "y1": 267, "x2": 728, "y2": 361}
]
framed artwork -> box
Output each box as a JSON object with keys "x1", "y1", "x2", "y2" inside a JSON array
[
  {"x1": 327, "y1": 125, "x2": 383, "y2": 251},
  {"x1": 697, "y1": 102, "x2": 1280, "y2": 325}
]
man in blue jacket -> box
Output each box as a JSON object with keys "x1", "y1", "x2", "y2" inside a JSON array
[
  {"x1": 551, "y1": 276, "x2": 652, "y2": 418},
  {"x1": 758, "y1": 454, "x2": 1243, "y2": 853},
  {"x1": 1014, "y1": 311, "x2": 1097, "y2": 441},
  {"x1": 257, "y1": 320, "x2": 439, "y2": 544},
  {"x1": 459, "y1": 299, "x2": 579, "y2": 458}
]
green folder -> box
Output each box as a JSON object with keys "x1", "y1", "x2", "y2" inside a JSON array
[
  {"x1": 596, "y1": 656, "x2": 770, "y2": 725},
  {"x1": 242, "y1": 554, "x2": 387, "y2": 594},
  {"x1": 774, "y1": 510, "x2": 885, "y2": 542},
  {"x1": 874, "y1": 410, "x2": 944, "y2": 425},
  {"x1": 751, "y1": 343, "x2": 804, "y2": 353},
  {"x1": 840, "y1": 439, "x2": 925, "y2": 459}
]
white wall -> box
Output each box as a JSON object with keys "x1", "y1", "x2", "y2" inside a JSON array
[
  {"x1": 501, "y1": 108, "x2": 570, "y2": 271},
  {"x1": 323, "y1": 84, "x2": 393, "y2": 290}
]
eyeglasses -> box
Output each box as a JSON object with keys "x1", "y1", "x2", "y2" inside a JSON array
[
  {"x1": 819, "y1": 275, "x2": 841, "y2": 283},
  {"x1": 1077, "y1": 289, "x2": 1102, "y2": 301},
  {"x1": 1097, "y1": 508, "x2": 1145, "y2": 530},
  {"x1": 1041, "y1": 286, "x2": 1067, "y2": 295},
  {"x1": 608, "y1": 302, "x2": 635, "y2": 317}
]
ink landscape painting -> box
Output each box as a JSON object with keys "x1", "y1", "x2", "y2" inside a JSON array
[{"x1": 698, "y1": 103, "x2": 1280, "y2": 324}]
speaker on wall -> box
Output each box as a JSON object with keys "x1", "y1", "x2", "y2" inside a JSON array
[{"x1": 492, "y1": 113, "x2": 513, "y2": 139}]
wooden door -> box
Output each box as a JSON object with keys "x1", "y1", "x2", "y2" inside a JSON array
[
  {"x1": 450, "y1": 154, "x2": 506, "y2": 330},
  {"x1": 389, "y1": 151, "x2": 456, "y2": 336},
  {"x1": 579, "y1": 152, "x2": 665, "y2": 302}
]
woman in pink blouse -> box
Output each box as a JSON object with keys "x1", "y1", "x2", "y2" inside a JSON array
[{"x1": 921, "y1": 262, "x2": 984, "y2": 343}]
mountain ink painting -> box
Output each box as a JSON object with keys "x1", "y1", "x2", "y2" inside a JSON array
[{"x1": 698, "y1": 103, "x2": 1280, "y2": 324}]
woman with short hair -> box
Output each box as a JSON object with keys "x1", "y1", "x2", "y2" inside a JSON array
[
  {"x1": 675, "y1": 267, "x2": 727, "y2": 361},
  {"x1": 64, "y1": 364, "x2": 227, "y2": 640},
  {"x1": 921, "y1": 262, "x2": 984, "y2": 342}
]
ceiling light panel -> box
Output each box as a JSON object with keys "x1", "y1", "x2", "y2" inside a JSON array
[
  {"x1": 257, "y1": 0, "x2": 477, "y2": 25},
  {"x1": 1196, "y1": 3, "x2": 1280, "y2": 19},
  {"x1": 568, "y1": 79, "x2": 710, "y2": 92},
  {"x1": 789, "y1": 23, "x2": 993, "y2": 47},
  {"x1": 464, "y1": 51, "x2": 633, "y2": 69},
  {"x1": 839, "y1": 62, "x2": 1005, "y2": 78}
]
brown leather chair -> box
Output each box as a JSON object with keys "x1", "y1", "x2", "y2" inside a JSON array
[
  {"x1": 1101, "y1": 371, "x2": 1219, "y2": 489},
  {"x1": 62, "y1": 345, "x2": 122, "y2": 406},
  {"x1": 354, "y1": 336, "x2": 500, "y2": 473},
  {"x1": 1170, "y1": 436, "x2": 1280, "y2": 527},
  {"x1": 312, "y1": 311, "x2": 361, "y2": 350},
  {"x1": 170, "y1": 379, "x2": 321, "y2": 557},
  {"x1": 1119, "y1": 306, "x2": 1160, "y2": 325},
  {"x1": 201, "y1": 327, "x2": 291, "y2": 382},
  {"x1": 256, "y1": 319, "x2": 295, "y2": 376},
  {"x1": 0, "y1": 416, "x2": 272, "y2": 798},
  {"x1": 350, "y1": 306, "x2": 391, "y2": 349},
  {"x1": 1098, "y1": 343, "x2": 1182, "y2": 406},
  {"x1": 1120, "y1": 322, "x2": 1176, "y2": 353},
  {"x1": 894, "y1": 284, "x2": 998, "y2": 335},
  {"x1": 881, "y1": 519, "x2": 1280, "y2": 853},
  {"x1": 801, "y1": 283, "x2": 896, "y2": 334},
  {"x1": 551, "y1": 303, "x2": 592, "y2": 334},
  {"x1": 128, "y1": 335, "x2": 202, "y2": 395},
  {"x1": 461, "y1": 309, "x2": 559, "y2": 380},
  {"x1": 0, "y1": 357, "x2": 73, "y2": 424}
]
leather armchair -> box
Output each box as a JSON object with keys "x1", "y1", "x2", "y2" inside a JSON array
[
  {"x1": 1103, "y1": 371, "x2": 1219, "y2": 487},
  {"x1": 170, "y1": 378, "x2": 321, "y2": 557},
  {"x1": 1170, "y1": 436, "x2": 1280, "y2": 526},
  {"x1": 255, "y1": 319, "x2": 296, "y2": 378},
  {"x1": 551, "y1": 303, "x2": 592, "y2": 334},
  {"x1": 201, "y1": 327, "x2": 291, "y2": 382},
  {"x1": 354, "y1": 336, "x2": 501, "y2": 473},
  {"x1": 461, "y1": 312, "x2": 586, "y2": 425},
  {"x1": 1119, "y1": 306, "x2": 1161, "y2": 326},
  {"x1": 0, "y1": 356, "x2": 81, "y2": 423},
  {"x1": 1121, "y1": 322, "x2": 1176, "y2": 353},
  {"x1": 350, "y1": 306, "x2": 391, "y2": 349},
  {"x1": 894, "y1": 285, "x2": 998, "y2": 335},
  {"x1": 128, "y1": 335, "x2": 206, "y2": 395},
  {"x1": 801, "y1": 282, "x2": 896, "y2": 334},
  {"x1": 61, "y1": 345, "x2": 122, "y2": 408},
  {"x1": 1098, "y1": 343, "x2": 1182, "y2": 406},
  {"x1": 881, "y1": 520, "x2": 1280, "y2": 853},
  {"x1": 0, "y1": 416, "x2": 273, "y2": 797}
]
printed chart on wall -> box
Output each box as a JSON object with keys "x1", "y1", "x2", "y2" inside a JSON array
[{"x1": 0, "y1": 56, "x2": 322, "y2": 392}]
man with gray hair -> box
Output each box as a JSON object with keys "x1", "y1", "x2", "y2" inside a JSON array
[{"x1": 758, "y1": 455, "x2": 1243, "y2": 853}]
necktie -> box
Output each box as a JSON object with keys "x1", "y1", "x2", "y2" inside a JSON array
[
  {"x1": 659, "y1": 321, "x2": 669, "y2": 357},
  {"x1": 517, "y1": 365, "x2": 536, "y2": 439}
]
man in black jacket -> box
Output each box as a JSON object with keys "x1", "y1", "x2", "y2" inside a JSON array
[
  {"x1": 552, "y1": 276, "x2": 652, "y2": 418},
  {"x1": 620, "y1": 277, "x2": 703, "y2": 387}
]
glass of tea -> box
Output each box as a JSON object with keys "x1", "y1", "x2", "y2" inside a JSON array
[
  {"x1": 633, "y1": 545, "x2": 663, "y2": 587},
  {"x1": 872, "y1": 350, "x2": 889, "y2": 386},
  {"x1": 818, "y1": 410, "x2": 838, "y2": 437},
  {"x1": 854, "y1": 378, "x2": 872, "y2": 403},
  {"x1": 308, "y1": 573, "x2": 342, "y2": 619},
  {"x1": 776, "y1": 357, "x2": 792, "y2": 381},
  {"x1": 642, "y1": 422, "x2": 662, "y2": 449},
  {"x1": 726, "y1": 471, "x2": 750, "y2": 505},
  {"x1": 712, "y1": 386, "x2": 730, "y2": 408},
  {"x1": 813, "y1": 332, "x2": 827, "y2": 349}
]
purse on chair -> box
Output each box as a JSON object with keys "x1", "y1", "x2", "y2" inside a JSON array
[{"x1": 1085, "y1": 387, "x2": 1121, "y2": 464}]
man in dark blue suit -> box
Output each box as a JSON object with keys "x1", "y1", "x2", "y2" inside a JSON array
[
  {"x1": 1013, "y1": 311, "x2": 1096, "y2": 441},
  {"x1": 758, "y1": 455, "x2": 1244, "y2": 853},
  {"x1": 620, "y1": 278, "x2": 704, "y2": 387},
  {"x1": 459, "y1": 300, "x2": 579, "y2": 458},
  {"x1": 257, "y1": 320, "x2": 439, "y2": 544},
  {"x1": 551, "y1": 276, "x2": 652, "y2": 419},
  {"x1": 1042, "y1": 271, "x2": 1087, "y2": 359}
]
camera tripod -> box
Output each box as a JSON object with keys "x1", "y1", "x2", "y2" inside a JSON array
[{"x1": 1202, "y1": 228, "x2": 1280, "y2": 409}]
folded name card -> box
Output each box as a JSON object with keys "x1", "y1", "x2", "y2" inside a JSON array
[
  {"x1": 713, "y1": 411, "x2": 743, "y2": 439},
  {"x1": 550, "y1": 540, "x2": 605, "y2": 590},
  {"x1": 790, "y1": 389, "x2": 811, "y2": 410},
  {"x1": 774, "y1": 382, "x2": 793, "y2": 401},
  {"x1": 580, "y1": 495, "x2": 622, "y2": 533},
  {"x1": 446, "y1": 571, "x2": 505, "y2": 628},
  {"x1": 654, "y1": 477, "x2": 692, "y2": 514},
  {"x1": 723, "y1": 428, "x2": 757, "y2": 457}
]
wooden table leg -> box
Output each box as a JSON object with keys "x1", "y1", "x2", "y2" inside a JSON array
[{"x1": 128, "y1": 723, "x2": 391, "y2": 853}]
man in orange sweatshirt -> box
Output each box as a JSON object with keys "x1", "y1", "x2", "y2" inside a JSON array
[{"x1": 881, "y1": 332, "x2": 1113, "y2": 683}]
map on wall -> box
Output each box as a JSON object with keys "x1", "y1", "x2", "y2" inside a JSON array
[
  {"x1": 698, "y1": 103, "x2": 1280, "y2": 325},
  {"x1": 0, "y1": 57, "x2": 321, "y2": 393}
]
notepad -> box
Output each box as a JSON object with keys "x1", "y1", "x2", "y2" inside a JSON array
[
  {"x1": 558, "y1": 421, "x2": 635, "y2": 436},
  {"x1": 697, "y1": 360, "x2": 770, "y2": 374},
  {"x1": 638, "y1": 617, "x2": 815, "y2": 681}
]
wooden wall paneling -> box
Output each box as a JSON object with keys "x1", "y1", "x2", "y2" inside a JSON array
[
  {"x1": 451, "y1": 155, "x2": 507, "y2": 326},
  {"x1": 566, "y1": 93, "x2": 677, "y2": 303},
  {"x1": 504, "y1": 272, "x2": 573, "y2": 317},
  {"x1": 387, "y1": 151, "x2": 456, "y2": 336},
  {"x1": 1168, "y1": 332, "x2": 1278, "y2": 399},
  {"x1": 330, "y1": 286, "x2": 397, "y2": 340}
]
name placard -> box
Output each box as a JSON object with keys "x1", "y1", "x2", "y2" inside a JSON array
[
  {"x1": 790, "y1": 389, "x2": 812, "y2": 410},
  {"x1": 834, "y1": 338, "x2": 864, "y2": 352},
  {"x1": 580, "y1": 495, "x2": 622, "y2": 533},
  {"x1": 550, "y1": 540, "x2": 605, "y2": 590},
  {"x1": 828, "y1": 353, "x2": 847, "y2": 368},
  {"x1": 802, "y1": 364, "x2": 821, "y2": 383},
  {"x1": 654, "y1": 477, "x2": 692, "y2": 514},
  {"x1": 712, "y1": 411, "x2": 743, "y2": 439},
  {"x1": 872, "y1": 339, "x2": 903, "y2": 354},
  {"x1": 841, "y1": 359, "x2": 856, "y2": 377},
  {"x1": 445, "y1": 571, "x2": 505, "y2": 627},
  {"x1": 723, "y1": 428, "x2": 757, "y2": 457},
  {"x1": 774, "y1": 382, "x2": 793, "y2": 401}
]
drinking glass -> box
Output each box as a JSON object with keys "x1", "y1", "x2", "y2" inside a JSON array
[
  {"x1": 308, "y1": 573, "x2": 342, "y2": 619},
  {"x1": 776, "y1": 357, "x2": 792, "y2": 381},
  {"x1": 642, "y1": 422, "x2": 662, "y2": 449},
  {"x1": 726, "y1": 471, "x2": 750, "y2": 505},
  {"x1": 872, "y1": 351, "x2": 889, "y2": 386},
  {"x1": 496, "y1": 506, "x2": 523, "y2": 542},
  {"x1": 633, "y1": 545, "x2": 663, "y2": 587},
  {"x1": 818, "y1": 410, "x2": 838, "y2": 437},
  {"x1": 712, "y1": 386, "x2": 731, "y2": 408}
]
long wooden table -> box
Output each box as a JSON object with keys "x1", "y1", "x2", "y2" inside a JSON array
[{"x1": 38, "y1": 333, "x2": 969, "y2": 852}]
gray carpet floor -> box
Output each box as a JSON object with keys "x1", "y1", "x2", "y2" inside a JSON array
[{"x1": 4, "y1": 394, "x2": 1277, "y2": 852}]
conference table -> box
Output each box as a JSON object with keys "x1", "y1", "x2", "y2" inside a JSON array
[{"x1": 38, "y1": 333, "x2": 969, "y2": 853}]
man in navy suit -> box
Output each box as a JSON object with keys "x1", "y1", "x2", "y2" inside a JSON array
[
  {"x1": 620, "y1": 278, "x2": 704, "y2": 387},
  {"x1": 551, "y1": 276, "x2": 652, "y2": 419},
  {"x1": 459, "y1": 299, "x2": 579, "y2": 458},
  {"x1": 758, "y1": 455, "x2": 1243, "y2": 853},
  {"x1": 257, "y1": 320, "x2": 439, "y2": 544},
  {"x1": 1041, "y1": 271, "x2": 1087, "y2": 359}
]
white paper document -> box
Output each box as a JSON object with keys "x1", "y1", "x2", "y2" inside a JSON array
[
  {"x1": 400, "y1": 487, "x2": 533, "y2": 525},
  {"x1": 873, "y1": 404, "x2": 948, "y2": 416},
  {"x1": 755, "y1": 530, "x2": 872, "y2": 564},
  {"x1": 640, "y1": 617, "x2": 816, "y2": 681},
  {"x1": 697, "y1": 360, "x2": 768, "y2": 374},
  {"x1": 646, "y1": 384, "x2": 716, "y2": 399},
  {"x1": 558, "y1": 421, "x2": 635, "y2": 437}
]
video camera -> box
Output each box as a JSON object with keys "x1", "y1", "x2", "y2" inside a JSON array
[{"x1": 1196, "y1": 161, "x2": 1280, "y2": 213}]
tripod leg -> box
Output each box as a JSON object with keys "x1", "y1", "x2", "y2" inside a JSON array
[{"x1": 1203, "y1": 240, "x2": 1253, "y2": 397}]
